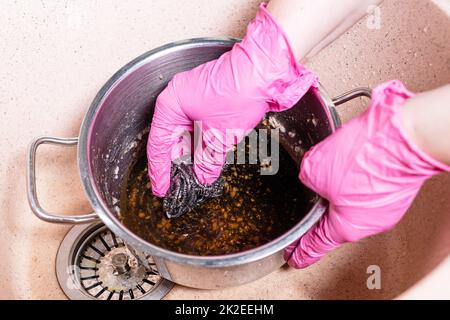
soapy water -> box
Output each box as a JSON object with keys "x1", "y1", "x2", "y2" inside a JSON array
[{"x1": 119, "y1": 130, "x2": 315, "y2": 256}]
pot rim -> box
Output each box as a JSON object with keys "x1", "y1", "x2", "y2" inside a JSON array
[{"x1": 78, "y1": 37, "x2": 337, "y2": 267}]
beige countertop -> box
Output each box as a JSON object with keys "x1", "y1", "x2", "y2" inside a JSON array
[{"x1": 1, "y1": 0, "x2": 449, "y2": 300}]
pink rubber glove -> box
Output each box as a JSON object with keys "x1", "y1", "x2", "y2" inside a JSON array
[
  {"x1": 147, "y1": 3, "x2": 318, "y2": 197},
  {"x1": 285, "y1": 80, "x2": 450, "y2": 269}
]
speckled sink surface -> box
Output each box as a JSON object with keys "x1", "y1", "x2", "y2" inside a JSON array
[{"x1": 0, "y1": 0, "x2": 449, "y2": 299}]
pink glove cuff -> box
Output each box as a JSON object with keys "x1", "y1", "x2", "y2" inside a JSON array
[
  {"x1": 241, "y1": 3, "x2": 318, "y2": 112},
  {"x1": 300, "y1": 80, "x2": 450, "y2": 201}
]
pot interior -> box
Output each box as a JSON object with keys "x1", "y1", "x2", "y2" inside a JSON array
[{"x1": 86, "y1": 39, "x2": 335, "y2": 255}]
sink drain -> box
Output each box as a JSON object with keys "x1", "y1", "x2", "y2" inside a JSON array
[{"x1": 56, "y1": 222, "x2": 174, "y2": 300}]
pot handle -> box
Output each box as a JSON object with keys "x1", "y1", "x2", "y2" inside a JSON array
[
  {"x1": 331, "y1": 87, "x2": 372, "y2": 128},
  {"x1": 27, "y1": 136, "x2": 99, "y2": 224},
  {"x1": 332, "y1": 87, "x2": 372, "y2": 106}
]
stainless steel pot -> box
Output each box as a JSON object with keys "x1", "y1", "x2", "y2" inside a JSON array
[{"x1": 27, "y1": 38, "x2": 371, "y2": 289}]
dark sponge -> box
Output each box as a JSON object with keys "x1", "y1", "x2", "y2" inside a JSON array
[{"x1": 163, "y1": 162, "x2": 225, "y2": 218}]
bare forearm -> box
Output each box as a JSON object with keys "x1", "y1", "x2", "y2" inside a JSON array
[
  {"x1": 402, "y1": 84, "x2": 450, "y2": 166},
  {"x1": 267, "y1": 0, "x2": 383, "y2": 61}
]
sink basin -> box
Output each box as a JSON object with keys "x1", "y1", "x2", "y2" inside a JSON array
[{"x1": 0, "y1": 0, "x2": 449, "y2": 299}]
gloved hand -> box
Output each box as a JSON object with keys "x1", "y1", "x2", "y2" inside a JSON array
[
  {"x1": 285, "y1": 80, "x2": 450, "y2": 269},
  {"x1": 147, "y1": 3, "x2": 318, "y2": 197}
]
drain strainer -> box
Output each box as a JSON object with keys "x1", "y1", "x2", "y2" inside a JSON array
[{"x1": 56, "y1": 222, "x2": 174, "y2": 300}]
